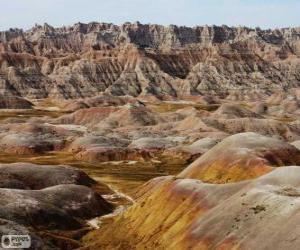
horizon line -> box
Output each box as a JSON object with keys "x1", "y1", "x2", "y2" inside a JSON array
[{"x1": 1, "y1": 21, "x2": 300, "y2": 33}]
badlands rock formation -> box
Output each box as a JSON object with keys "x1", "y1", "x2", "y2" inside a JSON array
[
  {"x1": 0, "y1": 22, "x2": 300, "y2": 99},
  {"x1": 0, "y1": 163, "x2": 98, "y2": 189},
  {"x1": 0, "y1": 95, "x2": 33, "y2": 109},
  {"x1": 83, "y1": 134, "x2": 300, "y2": 249},
  {"x1": 179, "y1": 132, "x2": 300, "y2": 183},
  {"x1": 0, "y1": 22, "x2": 300, "y2": 250},
  {"x1": 84, "y1": 167, "x2": 300, "y2": 250},
  {"x1": 0, "y1": 163, "x2": 113, "y2": 249}
]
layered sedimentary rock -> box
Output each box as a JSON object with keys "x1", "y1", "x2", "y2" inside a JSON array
[
  {"x1": 85, "y1": 133, "x2": 300, "y2": 249},
  {"x1": 0, "y1": 122, "x2": 82, "y2": 155},
  {"x1": 83, "y1": 167, "x2": 300, "y2": 250},
  {"x1": 0, "y1": 95, "x2": 33, "y2": 109},
  {"x1": 0, "y1": 163, "x2": 97, "y2": 189},
  {"x1": 0, "y1": 162, "x2": 113, "y2": 249},
  {"x1": 0, "y1": 184, "x2": 111, "y2": 230},
  {"x1": 82, "y1": 133, "x2": 300, "y2": 249},
  {"x1": 0, "y1": 22, "x2": 300, "y2": 99},
  {"x1": 1, "y1": 21, "x2": 300, "y2": 250},
  {"x1": 179, "y1": 132, "x2": 300, "y2": 183}
]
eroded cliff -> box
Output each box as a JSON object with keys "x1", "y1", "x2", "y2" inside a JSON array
[{"x1": 0, "y1": 22, "x2": 299, "y2": 99}]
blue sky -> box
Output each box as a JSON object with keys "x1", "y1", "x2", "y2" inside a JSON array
[{"x1": 0, "y1": 0, "x2": 299, "y2": 31}]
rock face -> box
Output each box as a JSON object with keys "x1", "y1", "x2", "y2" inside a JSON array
[
  {"x1": 83, "y1": 167, "x2": 300, "y2": 250},
  {"x1": 179, "y1": 132, "x2": 300, "y2": 183},
  {"x1": 0, "y1": 163, "x2": 97, "y2": 189},
  {"x1": 74, "y1": 147, "x2": 153, "y2": 163},
  {"x1": 0, "y1": 95, "x2": 33, "y2": 109},
  {"x1": 129, "y1": 137, "x2": 183, "y2": 150},
  {"x1": 0, "y1": 184, "x2": 112, "y2": 229},
  {"x1": 212, "y1": 103, "x2": 262, "y2": 119},
  {"x1": 0, "y1": 163, "x2": 113, "y2": 249},
  {"x1": 0, "y1": 122, "x2": 81, "y2": 155},
  {"x1": 68, "y1": 135, "x2": 130, "y2": 153},
  {"x1": 60, "y1": 94, "x2": 136, "y2": 112},
  {"x1": 0, "y1": 22, "x2": 300, "y2": 99},
  {"x1": 81, "y1": 132, "x2": 300, "y2": 249}
]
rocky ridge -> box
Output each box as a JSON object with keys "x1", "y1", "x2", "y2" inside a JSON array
[{"x1": 0, "y1": 22, "x2": 300, "y2": 99}]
